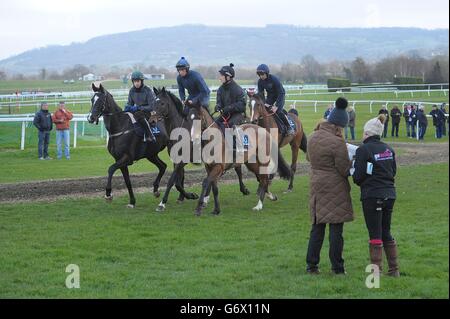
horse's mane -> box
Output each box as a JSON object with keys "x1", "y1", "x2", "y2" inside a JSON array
[{"x1": 165, "y1": 90, "x2": 184, "y2": 116}]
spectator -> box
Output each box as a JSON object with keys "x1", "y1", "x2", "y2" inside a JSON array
[
  {"x1": 410, "y1": 105, "x2": 418, "y2": 138},
  {"x1": 430, "y1": 104, "x2": 446, "y2": 139},
  {"x1": 306, "y1": 97, "x2": 353, "y2": 275},
  {"x1": 403, "y1": 105, "x2": 417, "y2": 138},
  {"x1": 52, "y1": 101, "x2": 73, "y2": 159},
  {"x1": 378, "y1": 105, "x2": 389, "y2": 138},
  {"x1": 352, "y1": 114, "x2": 400, "y2": 277},
  {"x1": 33, "y1": 102, "x2": 53, "y2": 160},
  {"x1": 440, "y1": 103, "x2": 447, "y2": 136},
  {"x1": 417, "y1": 105, "x2": 428, "y2": 140},
  {"x1": 323, "y1": 104, "x2": 333, "y2": 119},
  {"x1": 390, "y1": 105, "x2": 402, "y2": 138},
  {"x1": 344, "y1": 106, "x2": 356, "y2": 141}
]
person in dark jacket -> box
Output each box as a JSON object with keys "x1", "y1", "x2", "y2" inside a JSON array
[
  {"x1": 176, "y1": 57, "x2": 211, "y2": 112},
  {"x1": 33, "y1": 102, "x2": 53, "y2": 160},
  {"x1": 440, "y1": 103, "x2": 447, "y2": 136},
  {"x1": 124, "y1": 71, "x2": 159, "y2": 142},
  {"x1": 390, "y1": 105, "x2": 402, "y2": 138},
  {"x1": 256, "y1": 64, "x2": 294, "y2": 136},
  {"x1": 353, "y1": 114, "x2": 400, "y2": 277},
  {"x1": 378, "y1": 105, "x2": 389, "y2": 138},
  {"x1": 429, "y1": 104, "x2": 446, "y2": 139},
  {"x1": 214, "y1": 63, "x2": 247, "y2": 129},
  {"x1": 323, "y1": 105, "x2": 333, "y2": 119},
  {"x1": 417, "y1": 105, "x2": 428, "y2": 140},
  {"x1": 403, "y1": 104, "x2": 416, "y2": 138}
]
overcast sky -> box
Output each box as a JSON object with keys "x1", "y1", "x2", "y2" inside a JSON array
[{"x1": 0, "y1": 0, "x2": 448, "y2": 60}]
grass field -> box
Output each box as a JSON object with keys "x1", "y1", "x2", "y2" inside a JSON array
[{"x1": 0, "y1": 162, "x2": 448, "y2": 298}]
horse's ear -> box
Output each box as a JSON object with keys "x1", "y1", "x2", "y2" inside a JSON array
[
  {"x1": 161, "y1": 87, "x2": 166, "y2": 93},
  {"x1": 153, "y1": 87, "x2": 159, "y2": 95},
  {"x1": 92, "y1": 82, "x2": 99, "y2": 92}
]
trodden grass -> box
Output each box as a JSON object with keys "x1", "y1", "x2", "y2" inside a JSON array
[{"x1": 0, "y1": 163, "x2": 448, "y2": 298}]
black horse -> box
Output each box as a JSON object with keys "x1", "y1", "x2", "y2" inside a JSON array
[
  {"x1": 153, "y1": 87, "x2": 250, "y2": 212},
  {"x1": 88, "y1": 82, "x2": 169, "y2": 208}
]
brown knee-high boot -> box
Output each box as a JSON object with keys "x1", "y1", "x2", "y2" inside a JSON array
[
  {"x1": 369, "y1": 243, "x2": 383, "y2": 273},
  {"x1": 384, "y1": 240, "x2": 400, "y2": 277}
]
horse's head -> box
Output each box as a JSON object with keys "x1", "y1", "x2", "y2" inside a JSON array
[
  {"x1": 88, "y1": 82, "x2": 109, "y2": 124},
  {"x1": 153, "y1": 87, "x2": 170, "y2": 118},
  {"x1": 186, "y1": 101, "x2": 208, "y2": 142},
  {"x1": 247, "y1": 92, "x2": 266, "y2": 124}
]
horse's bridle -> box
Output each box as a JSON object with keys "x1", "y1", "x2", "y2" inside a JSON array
[{"x1": 251, "y1": 100, "x2": 275, "y2": 123}]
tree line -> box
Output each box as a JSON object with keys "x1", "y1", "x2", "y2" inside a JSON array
[{"x1": 1, "y1": 53, "x2": 448, "y2": 85}]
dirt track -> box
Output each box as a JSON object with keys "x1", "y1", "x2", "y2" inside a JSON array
[{"x1": 0, "y1": 142, "x2": 447, "y2": 203}]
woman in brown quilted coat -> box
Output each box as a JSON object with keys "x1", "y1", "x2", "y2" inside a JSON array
[{"x1": 306, "y1": 97, "x2": 354, "y2": 275}]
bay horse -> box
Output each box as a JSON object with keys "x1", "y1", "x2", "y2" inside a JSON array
[
  {"x1": 88, "y1": 82, "x2": 168, "y2": 208},
  {"x1": 186, "y1": 102, "x2": 292, "y2": 216},
  {"x1": 248, "y1": 93, "x2": 307, "y2": 192},
  {"x1": 152, "y1": 87, "x2": 250, "y2": 212}
]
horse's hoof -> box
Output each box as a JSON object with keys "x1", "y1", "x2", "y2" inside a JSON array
[
  {"x1": 194, "y1": 210, "x2": 202, "y2": 217},
  {"x1": 126, "y1": 204, "x2": 135, "y2": 209},
  {"x1": 156, "y1": 203, "x2": 166, "y2": 212},
  {"x1": 176, "y1": 199, "x2": 185, "y2": 204},
  {"x1": 241, "y1": 189, "x2": 251, "y2": 196},
  {"x1": 153, "y1": 191, "x2": 161, "y2": 198},
  {"x1": 252, "y1": 206, "x2": 263, "y2": 211},
  {"x1": 270, "y1": 195, "x2": 278, "y2": 201},
  {"x1": 283, "y1": 189, "x2": 293, "y2": 194},
  {"x1": 211, "y1": 210, "x2": 221, "y2": 216},
  {"x1": 105, "y1": 195, "x2": 113, "y2": 201},
  {"x1": 188, "y1": 193, "x2": 199, "y2": 200}
]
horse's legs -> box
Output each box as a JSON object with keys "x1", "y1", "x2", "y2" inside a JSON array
[
  {"x1": 156, "y1": 162, "x2": 185, "y2": 212},
  {"x1": 234, "y1": 165, "x2": 250, "y2": 195},
  {"x1": 176, "y1": 167, "x2": 186, "y2": 203},
  {"x1": 286, "y1": 142, "x2": 300, "y2": 192},
  {"x1": 195, "y1": 166, "x2": 222, "y2": 216},
  {"x1": 253, "y1": 175, "x2": 269, "y2": 211},
  {"x1": 148, "y1": 155, "x2": 167, "y2": 198},
  {"x1": 211, "y1": 181, "x2": 220, "y2": 215},
  {"x1": 120, "y1": 166, "x2": 136, "y2": 208},
  {"x1": 105, "y1": 155, "x2": 129, "y2": 200}
]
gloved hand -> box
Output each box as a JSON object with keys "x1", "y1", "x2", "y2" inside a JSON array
[
  {"x1": 214, "y1": 104, "x2": 221, "y2": 113},
  {"x1": 124, "y1": 105, "x2": 133, "y2": 112}
]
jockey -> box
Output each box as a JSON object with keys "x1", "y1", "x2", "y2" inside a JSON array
[
  {"x1": 214, "y1": 63, "x2": 247, "y2": 129},
  {"x1": 124, "y1": 71, "x2": 157, "y2": 142},
  {"x1": 176, "y1": 57, "x2": 211, "y2": 114},
  {"x1": 256, "y1": 64, "x2": 295, "y2": 136}
]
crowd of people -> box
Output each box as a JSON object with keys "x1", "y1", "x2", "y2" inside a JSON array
[{"x1": 323, "y1": 102, "x2": 448, "y2": 141}]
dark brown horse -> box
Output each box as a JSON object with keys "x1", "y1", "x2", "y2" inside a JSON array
[
  {"x1": 88, "y1": 83, "x2": 168, "y2": 208},
  {"x1": 248, "y1": 93, "x2": 307, "y2": 192},
  {"x1": 186, "y1": 102, "x2": 292, "y2": 216},
  {"x1": 152, "y1": 88, "x2": 250, "y2": 212}
]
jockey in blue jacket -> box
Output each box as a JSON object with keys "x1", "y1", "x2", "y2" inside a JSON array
[
  {"x1": 176, "y1": 57, "x2": 211, "y2": 113},
  {"x1": 256, "y1": 64, "x2": 294, "y2": 136}
]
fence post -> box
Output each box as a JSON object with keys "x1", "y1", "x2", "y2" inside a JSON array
[
  {"x1": 82, "y1": 121, "x2": 85, "y2": 136},
  {"x1": 416, "y1": 120, "x2": 419, "y2": 141},
  {"x1": 314, "y1": 101, "x2": 317, "y2": 113},
  {"x1": 369, "y1": 101, "x2": 373, "y2": 113},
  {"x1": 73, "y1": 121, "x2": 78, "y2": 148},
  {"x1": 21, "y1": 121, "x2": 26, "y2": 150}
]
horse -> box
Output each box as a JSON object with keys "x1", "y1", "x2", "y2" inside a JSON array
[
  {"x1": 152, "y1": 87, "x2": 250, "y2": 212},
  {"x1": 87, "y1": 82, "x2": 168, "y2": 208},
  {"x1": 248, "y1": 93, "x2": 307, "y2": 192},
  {"x1": 186, "y1": 102, "x2": 292, "y2": 216}
]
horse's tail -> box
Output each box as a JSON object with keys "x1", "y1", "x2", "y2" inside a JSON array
[
  {"x1": 277, "y1": 150, "x2": 292, "y2": 180},
  {"x1": 300, "y1": 133, "x2": 307, "y2": 153}
]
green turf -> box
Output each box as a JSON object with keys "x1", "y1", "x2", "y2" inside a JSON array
[{"x1": 0, "y1": 162, "x2": 447, "y2": 298}]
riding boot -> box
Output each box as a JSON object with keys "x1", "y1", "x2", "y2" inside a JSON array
[
  {"x1": 369, "y1": 243, "x2": 383, "y2": 273},
  {"x1": 280, "y1": 113, "x2": 295, "y2": 136},
  {"x1": 138, "y1": 117, "x2": 155, "y2": 142},
  {"x1": 384, "y1": 240, "x2": 400, "y2": 277}
]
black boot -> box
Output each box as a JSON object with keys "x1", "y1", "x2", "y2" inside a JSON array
[
  {"x1": 280, "y1": 113, "x2": 295, "y2": 136},
  {"x1": 138, "y1": 118, "x2": 155, "y2": 142}
]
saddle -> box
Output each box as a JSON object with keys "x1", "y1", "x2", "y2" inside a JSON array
[{"x1": 125, "y1": 112, "x2": 161, "y2": 138}]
